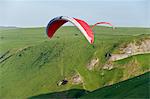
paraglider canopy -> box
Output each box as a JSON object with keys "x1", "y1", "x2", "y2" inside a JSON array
[
  {"x1": 91, "y1": 22, "x2": 115, "y2": 29},
  {"x1": 46, "y1": 16, "x2": 94, "y2": 44}
]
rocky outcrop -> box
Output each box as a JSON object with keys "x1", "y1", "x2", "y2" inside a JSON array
[
  {"x1": 87, "y1": 58, "x2": 99, "y2": 70},
  {"x1": 123, "y1": 39, "x2": 150, "y2": 54},
  {"x1": 103, "y1": 63, "x2": 114, "y2": 70},
  {"x1": 109, "y1": 39, "x2": 150, "y2": 61},
  {"x1": 71, "y1": 74, "x2": 83, "y2": 84}
]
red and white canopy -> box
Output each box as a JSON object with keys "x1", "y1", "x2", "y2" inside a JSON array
[
  {"x1": 92, "y1": 22, "x2": 115, "y2": 29},
  {"x1": 46, "y1": 16, "x2": 94, "y2": 44}
]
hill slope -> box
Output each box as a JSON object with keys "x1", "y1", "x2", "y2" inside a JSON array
[
  {"x1": 81, "y1": 72, "x2": 150, "y2": 99},
  {"x1": 0, "y1": 26, "x2": 150, "y2": 98},
  {"x1": 29, "y1": 72, "x2": 150, "y2": 99}
]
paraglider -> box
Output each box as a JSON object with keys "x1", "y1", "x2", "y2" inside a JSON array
[
  {"x1": 46, "y1": 16, "x2": 94, "y2": 44},
  {"x1": 91, "y1": 22, "x2": 115, "y2": 29}
]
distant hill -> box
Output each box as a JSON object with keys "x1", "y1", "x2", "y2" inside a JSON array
[{"x1": 0, "y1": 26, "x2": 19, "y2": 30}]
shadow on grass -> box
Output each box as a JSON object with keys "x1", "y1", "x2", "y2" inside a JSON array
[
  {"x1": 29, "y1": 72, "x2": 149, "y2": 99},
  {"x1": 29, "y1": 89, "x2": 89, "y2": 99},
  {"x1": 81, "y1": 72, "x2": 150, "y2": 99}
]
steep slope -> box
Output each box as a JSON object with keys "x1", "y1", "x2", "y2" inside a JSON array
[
  {"x1": 29, "y1": 72, "x2": 150, "y2": 99},
  {"x1": 81, "y1": 72, "x2": 150, "y2": 99}
]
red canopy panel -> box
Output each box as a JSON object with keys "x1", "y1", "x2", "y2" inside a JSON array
[
  {"x1": 47, "y1": 20, "x2": 67, "y2": 38},
  {"x1": 46, "y1": 16, "x2": 94, "y2": 44},
  {"x1": 92, "y1": 22, "x2": 115, "y2": 29},
  {"x1": 74, "y1": 18, "x2": 94, "y2": 43}
]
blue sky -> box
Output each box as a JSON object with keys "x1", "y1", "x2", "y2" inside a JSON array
[{"x1": 0, "y1": 0, "x2": 149, "y2": 27}]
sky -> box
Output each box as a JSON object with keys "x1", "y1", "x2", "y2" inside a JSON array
[{"x1": 0, "y1": 0, "x2": 150, "y2": 27}]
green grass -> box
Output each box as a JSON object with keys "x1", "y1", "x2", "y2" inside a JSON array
[
  {"x1": 29, "y1": 72, "x2": 150, "y2": 99},
  {"x1": 29, "y1": 89, "x2": 89, "y2": 99},
  {"x1": 81, "y1": 72, "x2": 150, "y2": 99},
  {"x1": 0, "y1": 26, "x2": 150, "y2": 98}
]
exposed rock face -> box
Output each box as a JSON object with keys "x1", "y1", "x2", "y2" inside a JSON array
[
  {"x1": 123, "y1": 39, "x2": 150, "y2": 54},
  {"x1": 87, "y1": 58, "x2": 99, "y2": 70},
  {"x1": 109, "y1": 54, "x2": 129, "y2": 61},
  {"x1": 109, "y1": 39, "x2": 150, "y2": 61},
  {"x1": 103, "y1": 63, "x2": 114, "y2": 70},
  {"x1": 71, "y1": 74, "x2": 83, "y2": 84}
]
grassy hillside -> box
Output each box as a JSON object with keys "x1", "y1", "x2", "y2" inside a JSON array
[
  {"x1": 0, "y1": 26, "x2": 150, "y2": 98},
  {"x1": 29, "y1": 72, "x2": 150, "y2": 99},
  {"x1": 81, "y1": 72, "x2": 150, "y2": 99}
]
